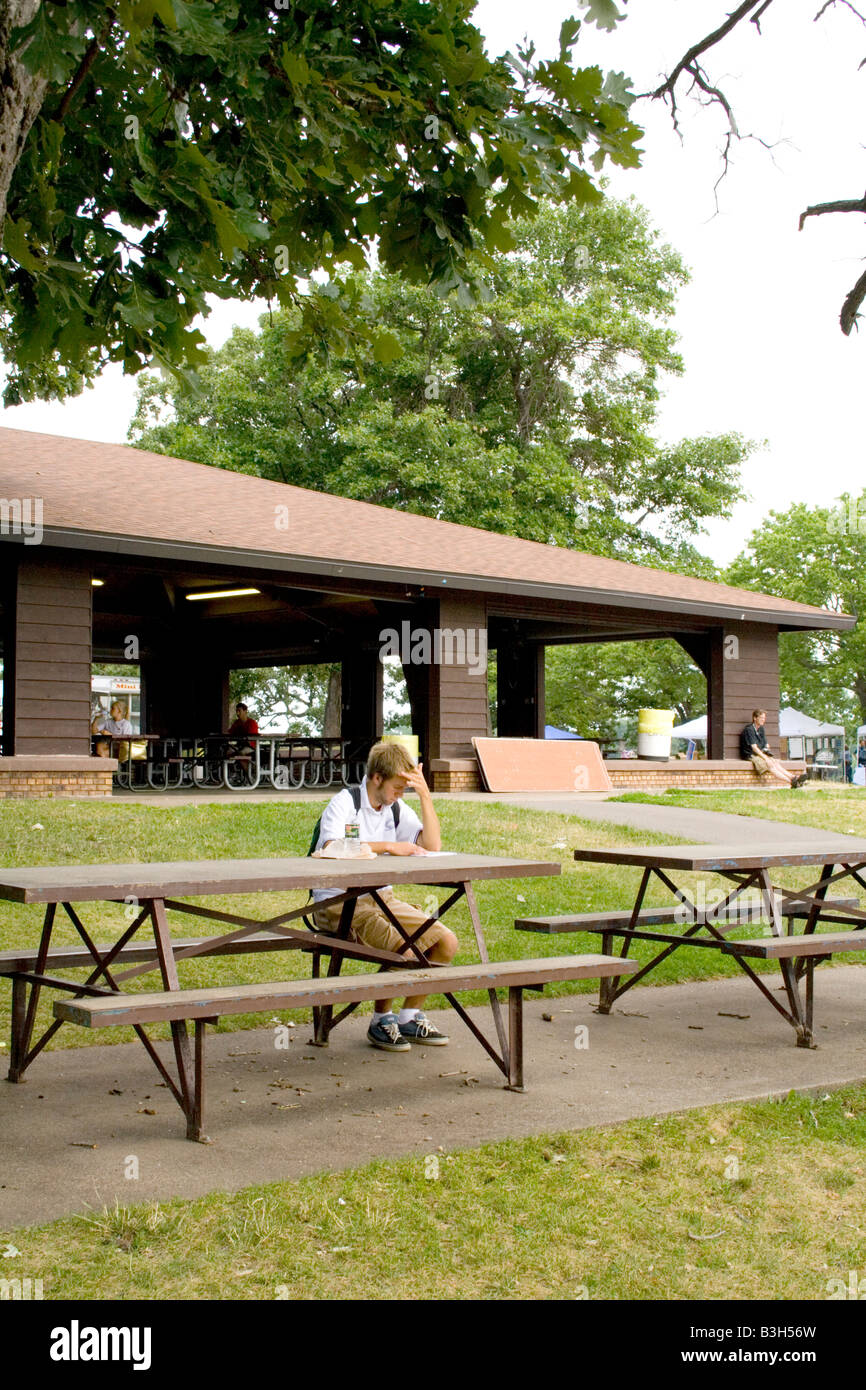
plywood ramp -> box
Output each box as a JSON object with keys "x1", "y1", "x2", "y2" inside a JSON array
[{"x1": 472, "y1": 738, "x2": 612, "y2": 793}]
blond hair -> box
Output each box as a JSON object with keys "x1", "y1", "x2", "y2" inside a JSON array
[{"x1": 366, "y1": 740, "x2": 416, "y2": 781}]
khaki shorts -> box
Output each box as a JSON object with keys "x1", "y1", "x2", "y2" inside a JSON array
[
  {"x1": 311, "y1": 887, "x2": 450, "y2": 957},
  {"x1": 751, "y1": 751, "x2": 773, "y2": 776}
]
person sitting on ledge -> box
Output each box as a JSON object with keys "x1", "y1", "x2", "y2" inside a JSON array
[{"x1": 740, "y1": 709, "x2": 807, "y2": 788}]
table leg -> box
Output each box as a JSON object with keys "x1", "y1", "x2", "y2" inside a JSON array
[
  {"x1": 6, "y1": 903, "x2": 56, "y2": 1082},
  {"x1": 464, "y1": 882, "x2": 509, "y2": 1064},
  {"x1": 597, "y1": 930, "x2": 619, "y2": 1014},
  {"x1": 7, "y1": 974, "x2": 28, "y2": 1083},
  {"x1": 310, "y1": 895, "x2": 356, "y2": 1047},
  {"x1": 804, "y1": 958, "x2": 815, "y2": 1044},
  {"x1": 596, "y1": 869, "x2": 651, "y2": 1015},
  {"x1": 247, "y1": 741, "x2": 263, "y2": 791},
  {"x1": 794, "y1": 863, "x2": 834, "y2": 982},
  {"x1": 189, "y1": 1019, "x2": 214, "y2": 1143},
  {"x1": 757, "y1": 869, "x2": 812, "y2": 1044},
  {"x1": 803, "y1": 864, "x2": 833, "y2": 938},
  {"x1": 151, "y1": 897, "x2": 196, "y2": 1116},
  {"x1": 504, "y1": 987, "x2": 525, "y2": 1092}
]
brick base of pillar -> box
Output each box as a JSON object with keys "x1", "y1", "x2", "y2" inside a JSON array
[
  {"x1": 429, "y1": 758, "x2": 481, "y2": 792},
  {"x1": 0, "y1": 757, "x2": 116, "y2": 799}
]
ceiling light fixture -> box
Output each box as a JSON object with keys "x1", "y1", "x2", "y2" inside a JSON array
[{"x1": 185, "y1": 587, "x2": 261, "y2": 601}]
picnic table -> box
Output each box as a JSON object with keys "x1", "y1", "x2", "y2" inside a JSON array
[
  {"x1": 135, "y1": 735, "x2": 367, "y2": 791},
  {"x1": 2, "y1": 852, "x2": 627, "y2": 1140},
  {"x1": 517, "y1": 841, "x2": 866, "y2": 1048},
  {"x1": 92, "y1": 733, "x2": 161, "y2": 789}
]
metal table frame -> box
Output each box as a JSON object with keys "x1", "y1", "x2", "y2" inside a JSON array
[
  {"x1": 131, "y1": 734, "x2": 368, "y2": 792},
  {"x1": 1, "y1": 854, "x2": 559, "y2": 1126},
  {"x1": 574, "y1": 842, "x2": 866, "y2": 1047}
]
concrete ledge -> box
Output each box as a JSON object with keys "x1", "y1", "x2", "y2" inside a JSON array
[
  {"x1": 428, "y1": 754, "x2": 809, "y2": 795},
  {"x1": 607, "y1": 759, "x2": 803, "y2": 772},
  {"x1": 0, "y1": 755, "x2": 116, "y2": 799},
  {"x1": 0, "y1": 756, "x2": 117, "y2": 771},
  {"x1": 607, "y1": 759, "x2": 806, "y2": 792}
]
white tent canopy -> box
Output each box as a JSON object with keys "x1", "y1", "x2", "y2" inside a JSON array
[
  {"x1": 779, "y1": 706, "x2": 844, "y2": 738},
  {"x1": 672, "y1": 707, "x2": 845, "y2": 742},
  {"x1": 671, "y1": 715, "x2": 708, "y2": 740}
]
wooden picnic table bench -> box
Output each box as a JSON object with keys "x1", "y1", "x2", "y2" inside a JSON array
[
  {"x1": 0, "y1": 852, "x2": 570, "y2": 1142},
  {"x1": 52, "y1": 954, "x2": 639, "y2": 1141},
  {"x1": 515, "y1": 898, "x2": 861, "y2": 935},
  {"x1": 517, "y1": 842, "x2": 866, "y2": 1048}
]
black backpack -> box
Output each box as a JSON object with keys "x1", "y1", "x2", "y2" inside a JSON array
[{"x1": 306, "y1": 784, "x2": 400, "y2": 857}]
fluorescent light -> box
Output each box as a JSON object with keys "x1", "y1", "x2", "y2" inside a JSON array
[
  {"x1": 91, "y1": 578, "x2": 104, "y2": 587},
  {"x1": 185, "y1": 587, "x2": 261, "y2": 601}
]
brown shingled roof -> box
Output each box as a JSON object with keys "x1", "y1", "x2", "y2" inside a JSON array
[{"x1": 0, "y1": 426, "x2": 851, "y2": 630}]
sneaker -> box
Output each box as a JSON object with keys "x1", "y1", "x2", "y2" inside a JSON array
[
  {"x1": 367, "y1": 1013, "x2": 410, "y2": 1052},
  {"x1": 791, "y1": 773, "x2": 809, "y2": 788},
  {"x1": 398, "y1": 1011, "x2": 449, "y2": 1045}
]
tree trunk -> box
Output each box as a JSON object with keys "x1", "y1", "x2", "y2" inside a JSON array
[
  {"x1": 323, "y1": 665, "x2": 341, "y2": 736},
  {"x1": 0, "y1": 1, "x2": 49, "y2": 237}
]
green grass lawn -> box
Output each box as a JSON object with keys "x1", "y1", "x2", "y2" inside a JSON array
[
  {"x1": 2, "y1": 795, "x2": 860, "y2": 1054},
  {"x1": 611, "y1": 784, "x2": 866, "y2": 836},
  {"x1": 3, "y1": 1083, "x2": 865, "y2": 1300}
]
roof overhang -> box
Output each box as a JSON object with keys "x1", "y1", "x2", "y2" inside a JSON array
[{"x1": 7, "y1": 526, "x2": 854, "y2": 634}]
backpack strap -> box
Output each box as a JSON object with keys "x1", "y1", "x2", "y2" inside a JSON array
[
  {"x1": 347, "y1": 784, "x2": 399, "y2": 828},
  {"x1": 303, "y1": 783, "x2": 400, "y2": 928}
]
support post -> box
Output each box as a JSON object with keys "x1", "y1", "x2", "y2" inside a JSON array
[
  {"x1": 421, "y1": 592, "x2": 489, "y2": 761},
  {"x1": 496, "y1": 629, "x2": 544, "y2": 739},
  {"x1": 8, "y1": 558, "x2": 93, "y2": 755},
  {"x1": 704, "y1": 622, "x2": 781, "y2": 761},
  {"x1": 340, "y1": 646, "x2": 384, "y2": 748}
]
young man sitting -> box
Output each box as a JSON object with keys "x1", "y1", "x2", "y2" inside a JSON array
[
  {"x1": 311, "y1": 740, "x2": 458, "y2": 1051},
  {"x1": 226, "y1": 702, "x2": 258, "y2": 758}
]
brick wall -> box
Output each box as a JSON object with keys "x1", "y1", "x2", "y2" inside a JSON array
[
  {"x1": 0, "y1": 757, "x2": 115, "y2": 799},
  {"x1": 429, "y1": 756, "x2": 803, "y2": 794},
  {"x1": 430, "y1": 758, "x2": 481, "y2": 792},
  {"x1": 608, "y1": 760, "x2": 801, "y2": 792}
]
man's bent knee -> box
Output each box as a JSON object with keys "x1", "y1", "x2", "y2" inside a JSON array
[{"x1": 427, "y1": 928, "x2": 459, "y2": 963}]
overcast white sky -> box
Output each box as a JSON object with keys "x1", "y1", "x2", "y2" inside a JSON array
[{"x1": 3, "y1": 0, "x2": 864, "y2": 564}]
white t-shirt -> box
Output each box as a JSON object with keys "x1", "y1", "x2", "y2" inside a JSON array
[
  {"x1": 96, "y1": 716, "x2": 133, "y2": 737},
  {"x1": 311, "y1": 780, "x2": 423, "y2": 902}
]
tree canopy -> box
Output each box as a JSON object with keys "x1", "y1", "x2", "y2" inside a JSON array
[
  {"x1": 0, "y1": 0, "x2": 641, "y2": 403},
  {"x1": 129, "y1": 196, "x2": 751, "y2": 570},
  {"x1": 646, "y1": 0, "x2": 866, "y2": 334},
  {"x1": 726, "y1": 493, "x2": 866, "y2": 725},
  {"x1": 544, "y1": 637, "x2": 706, "y2": 742}
]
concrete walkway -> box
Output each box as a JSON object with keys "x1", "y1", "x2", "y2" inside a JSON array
[
  {"x1": 3, "y1": 967, "x2": 866, "y2": 1229},
  {"x1": 462, "y1": 789, "x2": 864, "y2": 848}
]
